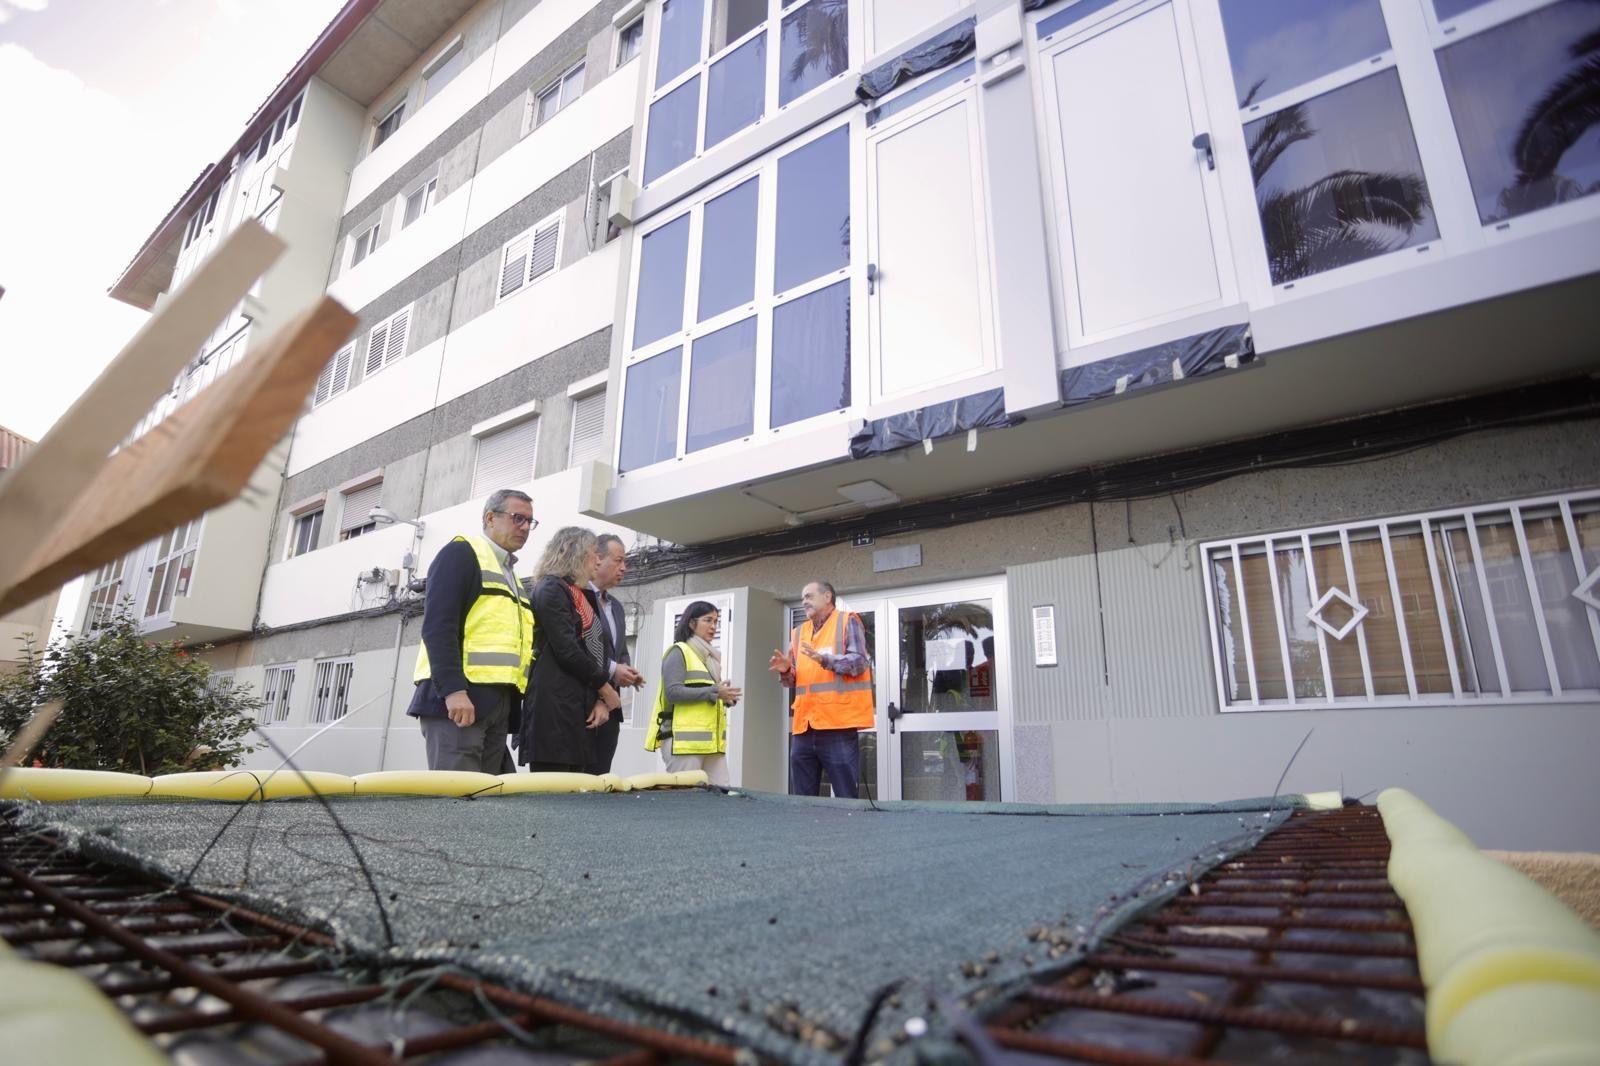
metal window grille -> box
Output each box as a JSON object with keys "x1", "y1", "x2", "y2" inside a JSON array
[
  {"x1": 1203, "y1": 490, "x2": 1600, "y2": 710},
  {"x1": 261, "y1": 665, "x2": 295, "y2": 724},
  {"x1": 568, "y1": 390, "x2": 606, "y2": 465},
  {"x1": 309, "y1": 659, "x2": 354, "y2": 725},
  {"x1": 472, "y1": 419, "x2": 540, "y2": 498}
]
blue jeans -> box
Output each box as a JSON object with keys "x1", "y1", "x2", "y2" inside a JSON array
[{"x1": 789, "y1": 727, "x2": 860, "y2": 798}]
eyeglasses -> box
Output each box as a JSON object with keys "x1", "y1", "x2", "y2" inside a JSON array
[{"x1": 493, "y1": 511, "x2": 537, "y2": 529}]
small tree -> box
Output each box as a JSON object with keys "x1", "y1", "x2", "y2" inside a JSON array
[{"x1": 0, "y1": 604, "x2": 259, "y2": 774}]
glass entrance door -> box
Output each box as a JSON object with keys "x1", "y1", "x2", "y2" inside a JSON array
[{"x1": 783, "y1": 578, "x2": 1011, "y2": 801}]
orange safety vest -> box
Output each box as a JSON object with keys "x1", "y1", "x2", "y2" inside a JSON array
[{"x1": 790, "y1": 609, "x2": 874, "y2": 733}]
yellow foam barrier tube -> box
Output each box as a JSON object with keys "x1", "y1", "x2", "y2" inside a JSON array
[
  {"x1": 1378, "y1": 788, "x2": 1600, "y2": 1058},
  {"x1": 0, "y1": 767, "x2": 151, "y2": 802},
  {"x1": 351, "y1": 770, "x2": 503, "y2": 797},
  {"x1": 1301, "y1": 790, "x2": 1343, "y2": 811},
  {"x1": 1436, "y1": 982, "x2": 1600, "y2": 1066},
  {"x1": 597, "y1": 773, "x2": 632, "y2": 793},
  {"x1": 625, "y1": 770, "x2": 709, "y2": 790},
  {"x1": 0, "y1": 958, "x2": 167, "y2": 1064},
  {"x1": 149, "y1": 770, "x2": 356, "y2": 801},
  {"x1": 498, "y1": 772, "x2": 608, "y2": 794}
]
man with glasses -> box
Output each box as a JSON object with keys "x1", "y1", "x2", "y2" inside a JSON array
[{"x1": 408, "y1": 489, "x2": 539, "y2": 772}]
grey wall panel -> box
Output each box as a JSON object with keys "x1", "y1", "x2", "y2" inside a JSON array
[{"x1": 1007, "y1": 537, "x2": 1215, "y2": 725}]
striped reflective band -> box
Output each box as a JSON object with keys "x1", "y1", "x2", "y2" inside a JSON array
[
  {"x1": 682, "y1": 670, "x2": 716, "y2": 684},
  {"x1": 673, "y1": 731, "x2": 714, "y2": 741},
  {"x1": 480, "y1": 568, "x2": 513, "y2": 587},
  {"x1": 467, "y1": 651, "x2": 524, "y2": 667},
  {"x1": 793, "y1": 679, "x2": 873, "y2": 696}
]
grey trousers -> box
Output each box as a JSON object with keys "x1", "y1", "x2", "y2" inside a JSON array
[{"x1": 418, "y1": 687, "x2": 514, "y2": 773}]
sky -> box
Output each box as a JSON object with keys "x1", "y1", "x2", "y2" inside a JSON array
[{"x1": 0, "y1": 0, "x2": 345, "y2": 441}]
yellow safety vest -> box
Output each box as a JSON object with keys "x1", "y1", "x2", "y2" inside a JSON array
[
  {"x1": 413, "y1": 534, "x2": 535, "y2": 693},
  {"x1": 646, "y1": 641, "x2": 726, "y2": 755}
]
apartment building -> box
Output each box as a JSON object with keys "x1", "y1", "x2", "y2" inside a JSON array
[
  {"x1": 588, "y1": 0, "x2": 1600, "y2": 849},
  {"x1": 93, "y1": 0, "x2": 1599, "y2": 848},
  {"x1": 0, "y1": 426, "x2": 59, "y2": 675}
]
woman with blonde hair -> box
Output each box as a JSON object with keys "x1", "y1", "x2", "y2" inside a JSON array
[{"x1": 517, "y1": 526, "x2": 622, "y2": 772}]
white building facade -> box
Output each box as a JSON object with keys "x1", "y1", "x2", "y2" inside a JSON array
[{"x1": 98, "y1": 0, "x2": 1600, "y2": 849}]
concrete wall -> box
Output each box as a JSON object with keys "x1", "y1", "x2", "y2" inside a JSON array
[{"x1": 0, "y1": 591, "x2": 58, "y2": 673}]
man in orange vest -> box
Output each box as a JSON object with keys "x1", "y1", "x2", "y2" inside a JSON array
[{"x1": 769, "y1": 580, "x2": 874, "y2": 797}]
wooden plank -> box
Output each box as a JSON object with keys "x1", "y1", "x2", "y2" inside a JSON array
[
  {"x1": 0, "y1": 297, "x2": 357, "y2": 615},
  {"x1": 0, "y1": 223, "x2": 284, "y2": 595}
]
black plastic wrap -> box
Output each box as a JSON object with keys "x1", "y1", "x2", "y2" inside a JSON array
[
  {"x1": 1022, "y1": 0, "x2": 1054, "y2": 10},
  {"x1": 1059, "y1": 323, "x2": 1255, "y2": 409},
  {"x1": 849, "y1": 386, "x2": 1020, "y2": 458},
  {"x1": 856, "y1": 18, "x2": 977, "y2": 102}
]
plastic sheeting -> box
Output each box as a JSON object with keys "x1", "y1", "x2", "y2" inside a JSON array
[
  {"x1": 848, "y1": 386, "x2": 1020, "y2": 458},
  {"x1": 856, "y1": 18, "x2": 977, "y2": 102},
  {"x1": 1059, "y1": 322, "x2": 1255, "y2": 409},
  {"x1": 15, "y1": 789, "x2": 1298, "y2": 1065}
]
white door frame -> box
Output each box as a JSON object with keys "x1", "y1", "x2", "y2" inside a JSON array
[{"x1": 779, "y1": 574, "x2": 1015, "y2": 801}]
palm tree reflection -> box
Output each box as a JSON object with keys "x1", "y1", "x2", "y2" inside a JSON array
[{"x1": 1497, "y1": 15, "x2": 1600, "y2": 220}]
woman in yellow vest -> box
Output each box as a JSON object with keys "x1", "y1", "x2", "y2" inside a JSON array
[{"x1": 646, "y1": 601, "x2": 740, "y2": 785}]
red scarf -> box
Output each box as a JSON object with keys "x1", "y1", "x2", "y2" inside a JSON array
[{"x1": 566, "y1": 580, "x2": 595, "y2": 629}]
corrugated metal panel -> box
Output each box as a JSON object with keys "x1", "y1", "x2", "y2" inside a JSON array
[{"x1": 1007, "y1": 543, "x2": 1217, "y2": 723}]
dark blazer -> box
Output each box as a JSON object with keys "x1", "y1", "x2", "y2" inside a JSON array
[
  {"x1": 405, "y1": 539, "x2": 523, "y2": 727},
  {"x1": 518, "y1": 575, "x2": 610, "y2": 768},
  {"x1": 594, "y1": 586, "x2": 629, "y2": 670}
]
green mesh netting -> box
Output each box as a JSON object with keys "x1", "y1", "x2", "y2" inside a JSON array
[{"x1": 10, "y1": 789, "x2": 1299, "y2": 1062}]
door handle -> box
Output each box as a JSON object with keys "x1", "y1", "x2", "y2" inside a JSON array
[
  {"x1": 867, "y1": 262, "x2": 880, "y2": 295},
  {"x1": 886, "y1": 700, "x2": 901, "y2": 734},
  {"x1": 1192, "y1": 132, "x2": 1215, "y2": 171}
]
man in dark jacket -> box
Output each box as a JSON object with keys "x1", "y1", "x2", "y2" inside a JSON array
[
  {"x1": 406, "y1": 489, "x2": 536, "y2": 772},
  {"x1": 586, "y1": 532, "x2": 644, "y2": 774}
]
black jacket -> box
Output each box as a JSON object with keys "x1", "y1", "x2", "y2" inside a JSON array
[
  {"x1": 517, "y1": 576, "x2": 610, "y2": 767},
  {"x1": 405, "y1": 539, "x2": 524, "y2": 727}
]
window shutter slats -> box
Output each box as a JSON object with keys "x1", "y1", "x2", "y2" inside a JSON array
[
  {"x1": 472, "y1": 419, "x2": 540, "y2": 498},
  {"x1": 341, "y1": 482, "x2": 383, "y2": 531},
  {"x1": 529, "y1": 222, "x2": 560, "y2": 281},
  {"x1": 500, "y1": 234, "x2": 531, "y2": 299},
  {"x1": 568, "y1": 391, "x2": 606, "y2": 465},
  {"x1": 365, "y1": 324, "x2": 389, "y2": 374},
  {"x1": 330, "y1": 348, "x2": 352, "y2": 395},
  {"x1": 385, "y1": 308, "x2": 410, "y2": 365}
]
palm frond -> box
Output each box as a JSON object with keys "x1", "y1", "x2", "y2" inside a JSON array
[
  {"x1": 1247, "y1": 104, "x2": 1313, "y2": 184},
  {"x1": 1258, "y1": 170, "x2": 1430, "y2": 283},
  {"x1": 1511, "y1": 54, "x2": 1600, "y2": 184}
]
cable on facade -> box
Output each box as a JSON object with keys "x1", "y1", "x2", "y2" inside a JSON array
[{"x1": 621, "y1": 376, "x2": 1600, "y2": 585}]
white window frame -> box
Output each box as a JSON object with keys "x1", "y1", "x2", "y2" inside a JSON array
[
  {"x1": 618, "y1": 116, "x2": 866, "y2": 476},
  {"x1": 260, "y1": 664, "x2": 296, "y2": 724},
  {"x1": 143, "y1": 519, "x2": 201, "y2": 621},
  {"x1": 526, "y1": 60, "x2": 587, "y2": 133},
  {"x1": 641, "y1": 0, "x2": 864, "y2": 187},
  {"x1": 592, "y1": 167, "x2": 629, "y2": 248},
  {"x1": 361, "y1": 305, "x2": 412, "y2": 380},
  {"x1": 420, "y1": 37, "x2": 466, "y2": 105},
  {"x1": 373, "y1": 98, "x2": 406, "y2": 150},
  {"x1": 1202, "y1": 489, "x2": 1600, "y2": 712},
  {"x1": 308, "y1": 657, "x2": 355, "y2": 725},
  {"x1": 615, "y1": 13, "x2": 646, "y2": 68},
  {"x1": 495, "y1": 210, "x2": 565, "y2": 304},
  {"x1": 288, "y1": 507, "x2": 324, "y2": 559},
  {"x1": 350, "y1": 221, "x2": 381, "y2": 268},
  {"x1": 567, "y1": 375, "x2": 608, "y2": 467},
  {"x1": 85, "y1": 553, "x2": 133, "y2": 631},
  {"x1": 313, "y1": 343, "x2": 355, "y2": 407},
  {"x1": 401, "y1": 175, "x2": 439, "y2": 229}
]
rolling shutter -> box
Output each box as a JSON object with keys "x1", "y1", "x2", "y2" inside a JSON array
[
  {"x1": 471, "y1": 418, "x2": 540, "y2": 498},
  {"x1": 341, "y1": 482, "x2": 383, "y2": 532},
  {"x1": 568, "y1": 390, "x2": 606, "y2": 465}
]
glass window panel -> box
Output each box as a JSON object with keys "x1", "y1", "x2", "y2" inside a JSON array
[
  {"x1": 620, "y1": 348, "x2": 683, "y2": 472},
  {"x1": 537, "y1": 84, "x2": 561, "y2": 124},
  {"x1": 774, "y1": 125, "x2": 850, "y2": 292},
  {"x1": 770, "y1": 280, "x2": 850, "y2": 427},
  {"x1": 1218, "y1": 0, "x2": 1390, "y2": 108},
  {"x1": 1386, "y1": 529, "x2": 1456, "y2": 694},
  {"x1": 780, "y1": 0, "x2": 849, "y2": 107},
  {"x1": 1343, "y1": 536, "x2": 1408, "y2": 696},
  {"x1": 1308, "y1": 541, "x2": 1368, "y2": 698},
  {"x1": 1211, "y1": 554, "x2": 1251, "y2": 702},
  {"x1": 687, "y1": 316, "x2": 758, "y2": 452},
  {"x1": 1440, "y1": 526, "x2": 1503, "y2": 693},
  {"x1": 1574, "y1": 503, "x2": 1600, "y2": 570},
  {"x1": 1523, "y1": 514, "x2": 1600, "y2": 689},
  {"x1": 712, "y1": 0, "x2": 767, "y2": 53},
  {"x1": 900, "y1": 731, "x2": 1000, "y2": 802},
  {"x1": 1434, "y1": 0, "x2": 1495, "y2": 21},
  {"x1": 619, "y1": 18, "x2": 645, "y2": 65},
  {"x1": 1245, "y1": 69, "x2": 1438, "y2": 284},
  {"x1": 1474, "y1": 516, "x2": 1553, "y2": 692},
  {"x1": 644, "y1": 74, "x2": 701, "y2": 183},
  {"x1": 706, "y1": 31, "x2": 766, "y2": 149},
  {"x1": 632, "y1": 215, "x2": 691, "y2": 348},
  {"x1": 897, "y1": 600, "x2": 996, "y2": 714},
  {"x1": 656, "y1": 0, "x2": 706, "y2": 88},
  {"x1": 1231, "y1": 550, "x2": 1289, "y2": 700},
  {"x1": 698, "y1": 178, "x2": 760, "y2": 320},
  {"x1": 1436, "y1": 1, "x2": 1600, "y2": 225},
  {"x1": 1271, "y1": 543, "x2": 1332, "y2": 699},
  {"x1": 426, "y1": 46, "x2": 467, "y2": 99}
]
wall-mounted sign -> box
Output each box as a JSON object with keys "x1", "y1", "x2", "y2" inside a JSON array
[
  {"x1": 852, "y1": 531, "x2": 875, "y2": 547},
  {"x1": 1031, "y1": 605, "x2": 1058, "y2": 667}
]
